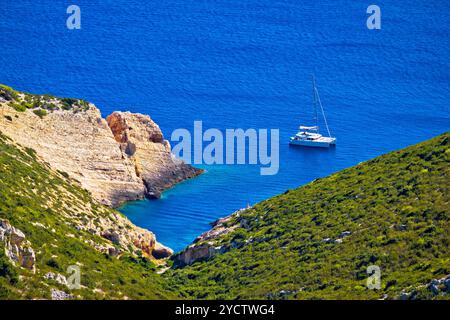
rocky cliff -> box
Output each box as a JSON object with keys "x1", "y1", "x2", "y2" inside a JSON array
[
  {"x1": 0, "y1": 85, "x2": 201, "y2": 207},
  {"x1": 107, "y1": 112, "x2": 202, "y2": 198}
]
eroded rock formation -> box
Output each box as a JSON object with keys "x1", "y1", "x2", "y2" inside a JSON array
[{"x1": 107, "y1": 112, "x2": 202, "y2": 198}]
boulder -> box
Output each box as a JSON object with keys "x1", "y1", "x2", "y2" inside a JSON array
[
  {"x1": 51, "y1": 288, "x2": 73, "y2": 300},
  {"x1": 0, "y1": 219, "x2": 36, "y2": 273},
  {"x1": 152, "y1": 242, "x2": 174, "y2": 259},
  {"x1": 44, "y1": 272, "x2": 68, "y2": 286},
  {"x1": 444, "y1": 276, "x2": 450, "y2": 293}
]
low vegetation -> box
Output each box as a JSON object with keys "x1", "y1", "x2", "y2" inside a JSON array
[{"x1": 0, "y1": 84, "x2": 90, "y2": 118}]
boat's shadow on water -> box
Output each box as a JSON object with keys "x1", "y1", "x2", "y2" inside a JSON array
[
  {"x1": 288, "y1": 144, "x2": 336, "y2": 154},
  {"x1": 286, "y1": 144, "x2": 337, "y2": 165}
]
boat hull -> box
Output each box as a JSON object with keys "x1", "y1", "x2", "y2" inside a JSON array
[{"x1": 289, "y1": 137, "x2": 336, "y2": 148}]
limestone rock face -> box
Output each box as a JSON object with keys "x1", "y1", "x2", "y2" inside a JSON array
[
  {"x1": 0, "y1": 103, "x2": 201, "y2": 206},
  {"x1": 153, "y1": 242, "x2": 174, "y2": 259},
  {"x1": 64, "y1": 208, "x2": 163, "y2": 260},
  {"x1": 0, "y1": 104, "x2": 145, "y2": 207},
  {"x1": 0, "y1": 219, "x2": 36, "y2": 272},
  {"x1": 107, "y1": 112, "x2": 203, "y2": 198},
  {"x1": 44, "y1": 272, "x2": 68, "y2": 286},
  {"x1": 174, "y1": 243, "x2": 220, "y2": 266}
]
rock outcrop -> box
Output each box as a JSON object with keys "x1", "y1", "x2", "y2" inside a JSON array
[
  {"x1": 51, "y1": 288, "x2": 73, "y2": 300},
  {"x1": 44, "y1": 272, "x2": 68, "y2": 286},
  {"x1": 172, "y1": 208, "x2": 247, "y2": 266},
  {"x1": 0, "y1": 219, "x2": 36, "y2": 272},
  {"x1": 152, "y1": 242, "x2": 175, "y2": 260},
  {"x1": 0, "y1": 86, "x2": 201, "y2": 207},
  {"x1": 106, "y1": 112, "x2": 202, "y2": 198},
  {"x1": 398, "y1": 275, "x2": 450, "y2": 300},
  {"x1": 42, "y1": 198, "x2": 170, "y2": 260},
  {"x1": 173, "y1": 242, "x2": 223, "y2": 266}
]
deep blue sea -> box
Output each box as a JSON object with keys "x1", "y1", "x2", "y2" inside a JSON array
[{"x1": 1, "y1": 1, "x2": 449, "y2": 252}]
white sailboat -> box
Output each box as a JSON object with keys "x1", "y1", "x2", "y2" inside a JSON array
[{"x1": 290, "y1": 76, "x2": 336, "y2": 148}]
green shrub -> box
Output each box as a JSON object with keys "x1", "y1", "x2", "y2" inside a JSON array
[
  {"x1": 10, "y1": 102, "x2": 26, "y2": 112},
  {"x1": 57, "y1": 170, "x2": 70, "y2": 179},
  {"x1": 0, "y1": 84, "x2": 20, "y2": 101},
  {"x1": 0, "y1": 251, "x2": 19, "y2": 285},
  {"x1": 33, "y1": 109, "x2": 47, "y2": 118}
]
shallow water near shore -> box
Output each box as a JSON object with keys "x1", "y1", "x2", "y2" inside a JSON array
[{"x1": 1, "y1": 1, "x2": 449, "y2": 251}]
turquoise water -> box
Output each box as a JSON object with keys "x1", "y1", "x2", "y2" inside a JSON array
[{"x1": 1, "y1": 1, "x2": 449, "y2": 251}]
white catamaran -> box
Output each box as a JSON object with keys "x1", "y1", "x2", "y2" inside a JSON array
[{"x1": 290, "y1": 76, "x2": 336, "y2": 148}]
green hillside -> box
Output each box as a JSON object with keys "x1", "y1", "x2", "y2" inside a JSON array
[
  {"x1": 0, "y1": 132, "x2": 174, "y2": 299},
  {"x1": 167, "y1": 133, "x2": 450, "y2": 300}
]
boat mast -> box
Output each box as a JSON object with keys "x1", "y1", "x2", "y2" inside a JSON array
[
  {"x1": 313, "y1": 79, "x2": 332, "y2": 137},
  {"x1": 312, "y1": 75, "x2": 319, "y2": 131}
]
